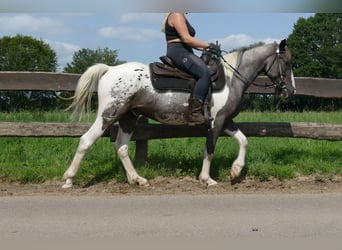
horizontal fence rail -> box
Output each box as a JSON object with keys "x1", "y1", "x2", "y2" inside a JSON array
[
  {"x1": 0, "y1": 72, "x2": 341, "y2": 98},
  {"x1": 0, "y1": 72, "x2": 79, "y2": 91},
  {"x1": 0, "y1": 122, "x2": 341, "y2": 141}
]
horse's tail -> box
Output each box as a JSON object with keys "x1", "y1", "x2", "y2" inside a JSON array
[{"x1": 66, "y1": 63, "x2": 110, "y2": 121}]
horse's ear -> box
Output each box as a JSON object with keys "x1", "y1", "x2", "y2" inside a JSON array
[{"x1": 279, "y1": 39, "x2": 287, "y2": 52}]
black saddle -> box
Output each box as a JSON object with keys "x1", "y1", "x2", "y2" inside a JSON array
[{"x1": 149, "y1": 55, "x2": 226, "y2": 93}]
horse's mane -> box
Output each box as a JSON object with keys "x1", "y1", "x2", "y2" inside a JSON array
[
  {"x1": 222, "y1": 41, "x2": 278, "y2": 69},
  {"x1": 231, "y1": 41, "x2": 278, "y2": 54},
  {"x1": 224, "y1": 41, "x2": 278, "y2": 60}
]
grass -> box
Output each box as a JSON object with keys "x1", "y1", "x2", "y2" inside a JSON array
[{"x1": 0, "y1": 111, "x2": 341, "y2": 184}]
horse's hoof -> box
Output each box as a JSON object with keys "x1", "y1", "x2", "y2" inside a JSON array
[
  {"x1": 141, "y1": 181, "x2": 150, "y2": 187},
  {"x1": 136, "y1": 177, "x2": 150, "y2": 187},
  {"x1": 199, "y1": 176, "x2": 218, "y2": 187},
  {"x1": 207, "y1": 178, "x2": 218, "y2": 187},
  {"x1": 230, "y1": 170, "x2": 242, "y2": 185},
  {"x1": 62, "y1": 179, "x2": 73, "y2": 189}
]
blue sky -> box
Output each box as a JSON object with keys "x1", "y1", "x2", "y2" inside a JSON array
[
  {"x1": 0, "y1": 12, "x2": 313, "y2": 71},
  {"x1": 0, "y1": 1, "x2": 317, "y2": 71}
]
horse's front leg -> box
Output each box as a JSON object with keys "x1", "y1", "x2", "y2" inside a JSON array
[
  {"x1": 224, "y1": 122, "x2": 248, "y2": 184},
  {"x1": 199, "y1": 150, "x2": 218, "y2": 186},
  {"x1": 198, "y1": 121, "x2": 224, "y2": 187}
]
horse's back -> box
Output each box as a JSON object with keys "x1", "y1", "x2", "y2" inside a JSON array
[
  {"x1": 108, "y1": 61, "x2": 148, "y2": 72},
  {"x1": 98, "y1": 61, "x2": 151, "y2": 97}
]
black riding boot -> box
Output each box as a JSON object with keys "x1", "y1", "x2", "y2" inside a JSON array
[{"x1": 188, "y1": 98, "x2": 206, "y2": 125}]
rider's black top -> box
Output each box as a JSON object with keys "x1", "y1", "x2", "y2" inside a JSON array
[{"x1": 165, "y1": 14, "x2": 196, "y2": 41}]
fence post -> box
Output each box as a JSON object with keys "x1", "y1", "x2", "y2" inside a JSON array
[{"x1": 135, "y1": 116, "x2": 148, "y2": 164}]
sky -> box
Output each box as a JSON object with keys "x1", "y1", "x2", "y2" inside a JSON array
[{"x1": 0, "y1": 0, "x2": 335, "y2": 71}]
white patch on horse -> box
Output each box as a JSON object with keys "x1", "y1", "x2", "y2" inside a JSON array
[
  {"x1": 210, "y1": 52, "x2": 239, "y2": 118},
  {"x1": 291, "y1": 71, "x2": 296, "y2": 94},
  {"x1": 98, "y1": 62, "x2": 151, "y2": 122}
]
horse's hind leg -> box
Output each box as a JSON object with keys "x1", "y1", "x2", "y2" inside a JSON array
[
  {"x1": 115, "y1": 114, "x2": 149, "y2": 186},
  {"x1": 62, "y1": 117, "x2": 105, "y2": 188}
]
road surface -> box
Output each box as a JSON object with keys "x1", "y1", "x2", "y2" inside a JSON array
[{"x1": 1, "y1": 193, "x2": 342, "y2": 240}]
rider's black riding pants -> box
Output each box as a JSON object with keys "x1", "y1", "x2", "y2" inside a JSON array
[{"x1": 167, "y1": 42, "x2": 211, "y2": 102}]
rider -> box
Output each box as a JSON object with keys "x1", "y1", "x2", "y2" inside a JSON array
[{"x1": 162, "y1": 13, "x2": 220, "y2": 124}]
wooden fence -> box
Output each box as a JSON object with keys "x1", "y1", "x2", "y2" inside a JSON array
[
  {"x1": 0, "y1": 72, "x2": 341, "y2": 162},
  {"x1": 0, "y1": 72, "x2": 341, "y2": 98}
]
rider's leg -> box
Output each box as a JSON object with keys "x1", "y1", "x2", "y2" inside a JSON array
[{"x1": 181, "y1": 54, "x2": 211, "y2": 124}]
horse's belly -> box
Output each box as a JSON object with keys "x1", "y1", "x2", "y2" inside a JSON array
[{"x1": 139, "y1": 91, "x2": 189, "y2": 125}]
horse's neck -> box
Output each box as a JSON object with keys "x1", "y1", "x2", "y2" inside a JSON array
[{"x1": 236, "y1": 44, "x2": 276, "y2": 85}]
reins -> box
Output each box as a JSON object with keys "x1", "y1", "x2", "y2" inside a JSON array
[
  {"x1": 219, "y1": 49, "x2": 284, "y2": 90},
  {"x1": 219, "y1": 55, "x2": 250, "y2": 85}
]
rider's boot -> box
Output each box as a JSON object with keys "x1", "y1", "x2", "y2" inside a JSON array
[{"x1": 188, "y1": 98, "x2": 206, "y2": 125}]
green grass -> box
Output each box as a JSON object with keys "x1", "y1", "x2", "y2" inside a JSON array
[{"x1": 0, "y1": 111, "x2": 341, "y2": 184}]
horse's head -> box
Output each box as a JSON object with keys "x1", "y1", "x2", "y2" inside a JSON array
[{"x1": 264, "y1": 39, "x2": 296, "y2": 98}]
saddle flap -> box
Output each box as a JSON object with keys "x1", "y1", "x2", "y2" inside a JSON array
[
  {"x1": 150, "y1": 62, "x2": 195, "y2": 92},
  {"x1": 151, "y1": 62, "x2": 193, "y2": 80}
]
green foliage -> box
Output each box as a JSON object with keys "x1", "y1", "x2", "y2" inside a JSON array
[
  {"x1": 64, "y1": 47, "x2": 125, "y2": 74},
  {"x1": 285, "y1": 14, "x2": 342, "y2": 111},
  {"x1": 0, "y1": 34, "x2": 57, "y2": 71},
  {"x1": 243, "y1": 94, "x2": 342, "y2": 112},
  {"x1": 0, "y1": 111, "x2": 341, "y2": 184},
  {"x1": 287, "y1": 13, "x2": 342, "y2": 78}
]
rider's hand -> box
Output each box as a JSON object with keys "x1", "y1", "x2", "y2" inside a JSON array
[{"x1": 207, "y1": 42, "x2": 222, "y2": 57}]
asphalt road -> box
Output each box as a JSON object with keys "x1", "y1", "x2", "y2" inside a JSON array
[{"x1": 1, "y1": 193, "x2": 342, "y2": 242}]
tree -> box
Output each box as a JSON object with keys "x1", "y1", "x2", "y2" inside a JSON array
[
  {"x1": 283, "y1": 14, "x2": 342, "y2": 111},
  {"x1": 0, "y1": 35, "x2": 58, "y2": 111},
  {"x1": 64, "y1": 48, "x2": 125, "y2": 74},
  {"x1": 0, "y1": 34, "x2": 57, "y2": 72},
  {"x1": 287, "y1": 13, "x2": 342, "y2": 78}
]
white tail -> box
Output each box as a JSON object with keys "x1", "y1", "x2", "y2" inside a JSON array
[{"x1": 66, "y1": 63, "x2": 110, "y2": 120}]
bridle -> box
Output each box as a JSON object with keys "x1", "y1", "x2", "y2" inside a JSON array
[
  {"x1": 219, "y1": 48, "x2": 291, "y2": 94},
  {"x1": 262, "y1": 49, "x2": 289, "y2": 95}
]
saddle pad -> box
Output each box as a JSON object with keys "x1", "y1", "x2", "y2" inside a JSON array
[
  {"x1": 150, "y1": 62, "x2": 195, "y2": 92},
  {"x1": 150, "y1": 63, "x2": 195, "y2": 92},
  {"x1": 149, "y1": 61, "x2": 226, "y2": 93}
]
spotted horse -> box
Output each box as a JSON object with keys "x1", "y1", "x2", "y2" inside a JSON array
[{"x1": 62, "y1": 39, "x2": 296, "y2": 188}]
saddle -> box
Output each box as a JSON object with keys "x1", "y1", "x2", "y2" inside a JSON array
[{"x1": 149, "y1": 54, "x2": 226, "y2": 93}]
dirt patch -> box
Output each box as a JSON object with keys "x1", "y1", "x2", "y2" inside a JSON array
[{"x1": 1, "y1": 175, "x2": 342, "y2": 196}]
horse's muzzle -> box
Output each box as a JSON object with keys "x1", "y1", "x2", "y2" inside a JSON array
[{"x1": 276, "y1": 81, "x2": 295, "y2": 98}]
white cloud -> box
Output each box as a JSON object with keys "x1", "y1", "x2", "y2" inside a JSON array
[
  {"x1": 214, "y1": 34, "x2": 280, "y2": 52},
  {"x1": 0, "y1": 14, "x2": 68, "y2": 35},
  {"x1": 98, "y1": 26, "x2": 163, "y2": 41},
  {"x1": 45, "y1": 39, "x2": 81, "y2": 71},
  {"x1": 99, "y1": 13, "x2": 164, "y2": 42}
]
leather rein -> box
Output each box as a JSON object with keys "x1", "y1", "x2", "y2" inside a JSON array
[{"x1": 219, "y1": 49, "x2": 287, "y2": 92}]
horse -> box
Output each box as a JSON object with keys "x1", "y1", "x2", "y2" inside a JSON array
[{"x1": 62, "y1": 39, "x2": 296, "y2": 189}]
